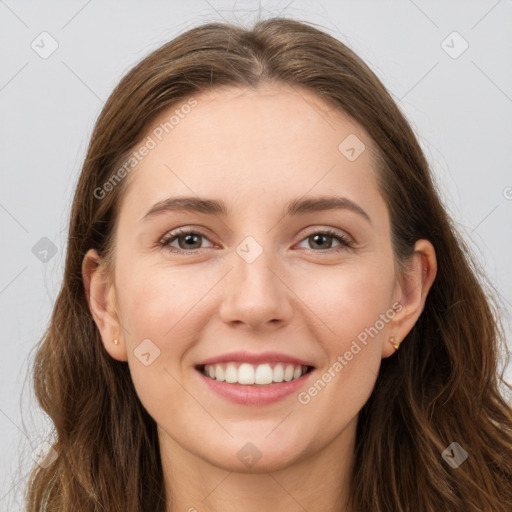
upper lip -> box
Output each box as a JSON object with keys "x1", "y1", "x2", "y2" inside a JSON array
[{"x1": 196, "y1": 351, "x2": 315, "y2": 368}]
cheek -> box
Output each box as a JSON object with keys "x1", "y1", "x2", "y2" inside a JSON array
[
  {"x1": 115, "y1": 260, "x2": 205, "y2": 398},
  {"x1": 118, "y1": 249, "x2": 396, "y2": 380},
  {"x1": 292, "y1": 258, "x2": 395, "y2": 402},
  {"x1": 292, "y1": 268, "x2": 393, "y2": 442},
  {"x1": 298, "y1": 258, "x2": 397, "y2": 345},
  {"x1": 117, "y1": 245, "x2": 395, "y2": 418},
  {"x1": 117, "y1": 258, "x2": 204, "y2": 340}
]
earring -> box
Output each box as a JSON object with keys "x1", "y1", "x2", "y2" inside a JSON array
[
  {"x1": 390, "y1": 336, "x2": 401, "y2": 351},
  {"x1": 113, "y1": 339, "x2": 119, "y2": 345}
]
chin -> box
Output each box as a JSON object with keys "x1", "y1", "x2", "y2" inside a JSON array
[{"x1": 198, "y1": 436, "x2": 309, "y2": 474}]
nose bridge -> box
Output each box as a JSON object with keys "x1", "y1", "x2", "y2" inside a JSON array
[
  {"x1": 236, "y1": 235, "x2": 276, "y2": 292},
  {"x1": 219, "y1": 233, "x2": 293, "y2": 327}
]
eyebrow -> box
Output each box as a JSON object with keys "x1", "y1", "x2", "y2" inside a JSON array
[{"x1": 142, "y1": 195, "x2": 371, "y2": 224}]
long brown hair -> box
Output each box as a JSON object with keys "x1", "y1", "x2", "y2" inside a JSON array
[{"x1": 22, "y1": 17, "x2": 512, "y2": 511}]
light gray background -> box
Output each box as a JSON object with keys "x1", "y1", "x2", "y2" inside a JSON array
[{"x1": 1, "y1": 1, "x2": 511, "y2": 509}]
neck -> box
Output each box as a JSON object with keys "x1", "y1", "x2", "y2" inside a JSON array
[{"x1": 160, "y1": 417, "x2": 357, "y2": 512}]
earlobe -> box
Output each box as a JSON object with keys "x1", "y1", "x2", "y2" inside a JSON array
[
  {"x1": 382, "y1": 239, "x2": 437, "y2": 358},
  {"x1": 82, "y1": 249, "x2": 127, "y2": 362}
]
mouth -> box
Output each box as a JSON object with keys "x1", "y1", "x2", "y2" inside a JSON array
[
  {"x1": 195, "y1": 362, "x2": 315, "y2": 386},
  {"x1": 193, "y1": 351, "x2": 317, "y2": 405}
]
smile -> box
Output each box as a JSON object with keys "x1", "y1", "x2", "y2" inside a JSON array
[
  {"x1": 200, "y1": 362, "x2": 313, "y2": 385},
  {"x1": 196, "y1": 363, "x2": 315, "y2": 406}
]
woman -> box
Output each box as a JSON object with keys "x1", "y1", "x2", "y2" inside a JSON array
[{"x1": 24, "y1": 17, "x2": 512, "y2": 512}]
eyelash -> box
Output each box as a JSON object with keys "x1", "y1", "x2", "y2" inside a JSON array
[{"x1": 158, "y1": 227, "x2": 354, "y2": 255}]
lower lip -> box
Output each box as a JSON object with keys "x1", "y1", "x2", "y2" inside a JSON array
[{"x1": 197, "y1": 368, "x2": 315, "y2": 406}]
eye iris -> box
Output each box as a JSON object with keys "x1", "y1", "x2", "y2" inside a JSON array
[
  {"x1": 310, "y1": 233, "x2": 332, "y2": 250},
  {"x1": 179, "y1": 233, "x2": 201, "y2": 250}
]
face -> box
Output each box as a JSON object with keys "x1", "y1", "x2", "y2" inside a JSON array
[{"x1": 85, "y1": 83, "x2": 427, "y2": 473}]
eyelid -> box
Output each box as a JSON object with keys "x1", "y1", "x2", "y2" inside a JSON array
[
  {"x1": 297, "y1": 225, "x2": 354, "y2": 243},
  {"x1": 158, "y1": 226, "x2": 216, "y2": 249},
  {"x1": 294, "y1": 227, "x2": 354, "y2": 253},
  {"x1": 158, "y1": 225, "x2": 355, "y2": 254}
]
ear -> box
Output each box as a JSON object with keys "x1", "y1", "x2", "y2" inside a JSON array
[
  {"x1": 382, "y1": 239, "x2": 437, "y2": 358},
  {"x1": 82, "y1": 248, "x2": 127, "y2": 362}
]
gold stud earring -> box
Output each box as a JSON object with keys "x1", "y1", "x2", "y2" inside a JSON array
[
  {"x1": 113, "y1": 339, "x2": 119, "y2": 345},
  {"x1": 390, "y1": 336, "x2": 400, "y2": 351}
]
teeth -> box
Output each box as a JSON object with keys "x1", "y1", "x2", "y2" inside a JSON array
[
  {"x1": 284, "y1": 364, "x2": 295, "y2": 382},
  {"x1": 238, "y1": 363, "x2": 255, "y2": 384},
  {"x1": 225, "y1": 364, "x2": 237, "y2": 383},
  {"x1": 215, "y1": 364, "x2": 225, "y2": 382},
  {"x1": 202, "y1": 362, "x2": 309, "y2": 385},
  {"x1": 255, "y1": 364, "x2": 273, "y2": 385},
  {"x1": 273, "y1": 363, "x2": 284, "y2": 382}
]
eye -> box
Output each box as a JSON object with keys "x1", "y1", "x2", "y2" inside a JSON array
[
  {"x1": 159, "y1": 228, "x2": 215, "y2": 253},
  {"x1": 296, "y1": 229, "x2": 353, "y2": 253},
  {"x1": 158, "y1": 227, "x2": 354, "y2": 255}
]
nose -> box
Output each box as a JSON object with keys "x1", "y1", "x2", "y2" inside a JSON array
[{"x1": 218, "y1": 242, "x2": 294, "y2": 330}]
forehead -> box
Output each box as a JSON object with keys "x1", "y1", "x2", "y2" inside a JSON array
[{"x1": 119, "y1": 83, "x2": 381, "y2": 217}]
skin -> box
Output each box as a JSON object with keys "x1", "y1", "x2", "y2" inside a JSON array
[{"x1": 83, "y1": 83, "x2": 437, "y2": 512}]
